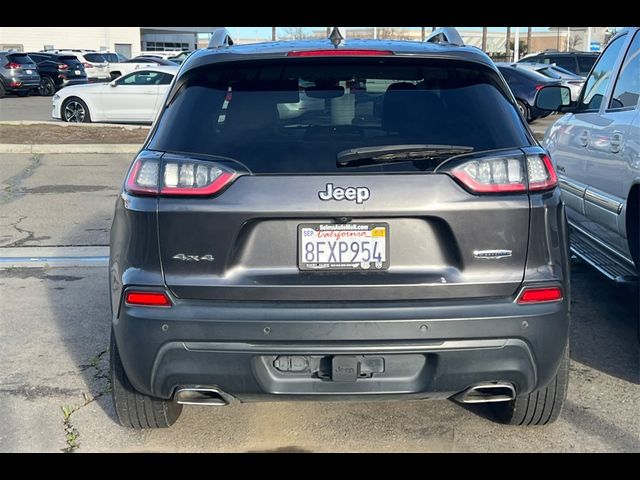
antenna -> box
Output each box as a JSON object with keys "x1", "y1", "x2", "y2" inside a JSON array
[
  {"x1": 208, "y1": 28, "x2": 235, "y2": 49},
  {"x1": 425, "y1": 27, "x2": 465, "y2": 47},
  {"x1": 328, "y1": 27, "x2": 344, "y2": 48}
]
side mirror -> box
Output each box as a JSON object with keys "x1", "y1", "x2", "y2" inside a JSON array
[
  {"x1": 109, "y1": 80, "x2": 118, "y2": 87},
  {"x1": 535, "y1": 85, "x2": 572, "y2": 111}
]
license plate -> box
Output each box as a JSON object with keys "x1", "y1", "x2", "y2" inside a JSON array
[
  {"x1": 26, "y1": 69, "x2": 33, "y2": 74},
  {"x1": 74, "y1": 70, "x2": 81, "y2": 75},
  {"x1": 298, "y1": 223, "x2": 389, "y2": 271}
]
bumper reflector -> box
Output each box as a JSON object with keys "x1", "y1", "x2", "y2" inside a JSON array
[
  {"x1": 125, "y1": 291, "x2": 172, "y2": 307},
  {"x1": 517, "y1": 287, "x2": 563, "y2": 304}
]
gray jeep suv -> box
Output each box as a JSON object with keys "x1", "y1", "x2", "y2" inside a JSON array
[
  {"x1": 537, "y1": 27, "x2": 640, "y2": 282},
  {"x1": 0, "y1": 51, "x2": 40, "y2": 97},
  {"x1": 109, "y1": 29, "x2": 571, "y2": 429}
]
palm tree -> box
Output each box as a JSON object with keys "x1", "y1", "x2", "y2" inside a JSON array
[
  {"x1": 482, "y1": 27, "x2": 488, "y2": 51},
  {"x1": 271, "y1": 27, "x2": 276, "y2": 41},
  {"x1": 421, "y1": 27, "x2": 426, "y2": 42},
  {"x1": 526, "y1": 27, "x2": 532, "y2": 54},
  {"x1": 506, "y1": 27, "x2": 511, "y2": 58}
]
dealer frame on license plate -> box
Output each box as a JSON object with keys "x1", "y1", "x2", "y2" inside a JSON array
[{"x1": 298, "y1": 223, "x2": 390, "y2": 271}]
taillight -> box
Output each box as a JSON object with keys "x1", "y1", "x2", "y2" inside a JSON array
[
  {"x1": 125, "y1": 291, "x2": 172, "y2": 307},
  {"x1": 535, "y1": 85, "x2": 545, "y2": 91},
  {"x1": 287, "y1": 49, "x2": 393, "y2": 57},
  {"x1": 449, "y1": 153, "x2": 527, "y2": 193},
  {"x1": 57, "y1": 64, "x2": 68, "y2": 70},
  {"x1": 83, "y1": 62, "x2": 93, "y2": 68},
  {"x1": 526, "y1": 154, "x2": 557, "y2": 191},
  {"x1": 4, "y1": 62, "x2": 21, "y2": 69},
  {"x1": 447, "y1": 152, "x2": 557, "y2": 194},
  {"x1": 517, "y1": 286, "x2": 563, "y2": 303},
  {"x1": 124, "y1": 153, "x2": 238, "y2": 197}
]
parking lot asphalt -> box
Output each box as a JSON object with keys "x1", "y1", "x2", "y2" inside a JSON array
[
  {"x1": 0, "y1": 152, "x2": 638, "y2": 452},
  {"x1": 0, "y1": 96, "x2": 54, "y2": 122}
]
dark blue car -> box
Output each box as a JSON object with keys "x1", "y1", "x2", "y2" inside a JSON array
[{"x1": 496, "y1": 63, "x2": 562, "y2": 123}]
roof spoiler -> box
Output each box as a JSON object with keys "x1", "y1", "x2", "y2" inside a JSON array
[
  {"x1": 425, "y1": 27, "x2": 465, "y2": 47},
  {"x1": 208, "y1": 28, "x2": 235, "y2": 49}
]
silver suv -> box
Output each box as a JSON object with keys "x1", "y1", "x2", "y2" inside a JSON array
[{"x1": 537, "y1": 27, "x2": 640, "y2": 282}]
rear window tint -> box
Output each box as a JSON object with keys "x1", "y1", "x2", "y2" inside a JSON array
[
  {"x1": 7, "y1": 54, "x2": 34, "y2": 64},
  {"x1": 101, "y1": 53, "x2": 119, "y2": 62},
  {"x1": 150, "y1": 58, "x2": 530, "y2": 174},
  {"x1": 83, "y1": 53, "x2": 106, "y2": 63},
  {"x1": 546, "y1": 56, "x2": 577, "y2": 73},
  {"x1": 577, "y1": 55, "x2": 598, "y2": 76},
  {"x1": 59, "y1": 55, "x2": 80, "y2": 62}
]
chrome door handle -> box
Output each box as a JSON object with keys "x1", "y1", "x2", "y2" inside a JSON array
[
  {"x1": 578, "y1": 130, "x2": 590, "y2": 147},
  {"x1": 610, "y1": 133, "x2": 623, "y2": 153}
]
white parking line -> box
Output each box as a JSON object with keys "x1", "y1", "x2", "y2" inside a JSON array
[{"x1": 0, "y1": 246, "x2": 109, "y2": 268}]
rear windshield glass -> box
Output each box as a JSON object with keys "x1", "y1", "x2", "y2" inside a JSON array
[
  {"x1": 83, "y1": 53, "x2": 106, "y2": 63},
  {"x1": 7, "y1": 54, "x2": 34, "y2": 64},
  {"x1": 7, "y1": 53, "x2": 34, "y2": 65},
  {"x1": 150, "y1": 58, "x2": 530, "y2": 174},
  {"x1": 578, "y1": 55, "x2": 598, "y2": 76},
  {"x1": 59, "y1": 55, "x2": 80, "y2": 63}
]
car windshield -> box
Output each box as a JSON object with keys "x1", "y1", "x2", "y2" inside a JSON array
[{"x1": 150, "y1": 58, "x2": 530, "y2": 174}]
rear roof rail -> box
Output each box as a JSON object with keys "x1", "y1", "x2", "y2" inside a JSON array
[
  {"x1": 208, "y1": 28, "x2": 234, "y2": 49},
  {"x1": 425, "y1": 27, "x2": 465, "y2": 47}
]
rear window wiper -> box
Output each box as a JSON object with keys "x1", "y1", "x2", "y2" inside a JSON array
[{"x1": 337, "y1": 144, "x2": 474, "y2": 168}]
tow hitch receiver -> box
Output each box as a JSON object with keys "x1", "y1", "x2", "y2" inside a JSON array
[
  {"x1": 332, "y1": 355, "x2": 359, "y2": 382},
  {"x1": 273, "y1": 355, "x2": 385, "y2": 381}
]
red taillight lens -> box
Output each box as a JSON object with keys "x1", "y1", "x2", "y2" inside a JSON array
[
  {"x1": 125, "y1": 291, "x2": 172, "y2": 307},
  {"x1": 526, "y1": 154, "x2": 557, "y2": 191},
  {"x1": 287, "y1": 49, "x2": 393, "y2": 57},
  {"x1": 517, "y1": 287, "x2": 563, "y2": 303},
  {"x1": 535, "y1": 85, "x2": 545, "y2": 91},
  {"x1": 83, "y1": 62, "x2": 93, "y2": 68},
  {"x1": 57, "y1": 64, "x2": 68, "y2": 70},
  {"x1": 450, "y1": 154, "x2": 527, "y2": 193},
  {"x1": 5, "y1": 62, "x2": 21, "y2": 69},
  {"x1": 125, "y1": 154, "x2": 238, "y2": 197}
]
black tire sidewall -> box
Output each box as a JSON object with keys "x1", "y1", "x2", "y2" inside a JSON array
[
  {"x1": 516, "y1": 100, "x2": 530, "y2": 122},
  {"x1": 40, "y1": 76, "x2": 56, "y2": 96},
  {"x1": 0, "y1": 82, "x2": 5, "y2": 98}
]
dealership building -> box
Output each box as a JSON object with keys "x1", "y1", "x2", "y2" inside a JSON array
[{"x1": 0, "y1": 27, "x2": 221, "y2": 58}]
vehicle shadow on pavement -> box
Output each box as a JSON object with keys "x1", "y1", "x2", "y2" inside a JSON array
[{"x1": 569, "y1": 260, "x2": 639, "y2": 384}]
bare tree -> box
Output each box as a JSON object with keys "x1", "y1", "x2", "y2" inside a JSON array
[
  {"x1": 568, "y1": 35, "x2": 582, "y2": 51},
  {"x1": 377, "y1": 27, "x2": 413, "y2": 40},
  {"x1": 481, "y1": 27, "x2": 487, "y2": 51},
  {"x1": 281, "y1": 27, "x2": 309, "y2": 40}
]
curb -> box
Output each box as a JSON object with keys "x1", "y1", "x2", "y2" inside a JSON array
[
  {"x1": 0, "y1": 144, "x2": 141, "y2": 154},
  {"x1": 0, "y1": 120, "x2": 150, "y2": 130}
]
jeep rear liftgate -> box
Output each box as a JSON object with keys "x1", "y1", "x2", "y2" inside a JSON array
[
  {"x1": 155, "y1": 172, "x2": 530, "y2": 301},
  {"x1": 140, "y1": 56, "x2": 537, "y2": 301}
]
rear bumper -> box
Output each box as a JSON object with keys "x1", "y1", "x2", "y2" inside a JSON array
[{"x1": 113, "y1": 293, "x2": 570, "y2": 401}]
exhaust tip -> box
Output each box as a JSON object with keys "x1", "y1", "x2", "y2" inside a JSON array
[
  {"x1": 453, "y1": 383, "x2": 516, "y2": 404},
  {"x1": 174, "y1": 387, "x2": 231, "y2": 406}
]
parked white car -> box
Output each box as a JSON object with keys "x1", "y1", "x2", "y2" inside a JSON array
[
  {"x1": 52, "y1": 66, "x2": 177, "y2": 124},
  {"x1": 53, "y1": 50, "x2": 111, "y2": 83}
]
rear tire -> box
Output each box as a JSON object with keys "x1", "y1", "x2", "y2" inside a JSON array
[
  {"x1": 492, "y1": 342, "x2": 569, "y2": 425},
  {"x1": 0, "y1": 82, "x2": 5, "y2": 98},
  {"x1": 38, "y1": 76, "x2": 56, "y2": 96},
  {"x1": 17, "y1": 91, "x2": 29, "y2": 97},
  {"x1": 110, "y1": 329, "x2": 183, "y2": 429}
]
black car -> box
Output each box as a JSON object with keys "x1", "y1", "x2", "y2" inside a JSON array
[
  {"x1": 496, "y1": 63, "x2": 563, "y2": 122},
  {"x1": 110, "y1": 29, "x2": 571, "y2": 429},
  {"x1": 0, "y1": 51, "x2": 40, "y2": 97},
  {"x1": 26, "y1": 52, "x2": 88, "y2": 96},
  {"x1": 518, "y1": 51, "x2": 599, "y2": 78}
]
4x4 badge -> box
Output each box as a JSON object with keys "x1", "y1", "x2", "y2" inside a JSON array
[
  {"x1": 473, "y1": 249, "x2": 512, "y2": 259},
  {"x1": 318, "y1": 183, "x2": 370, "y2": 204},
  {"x1": 172, "y1": 254, "x2": 215, "y2": 262}
]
